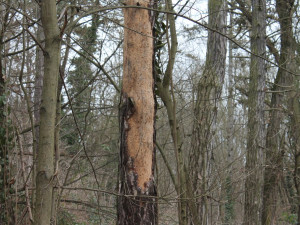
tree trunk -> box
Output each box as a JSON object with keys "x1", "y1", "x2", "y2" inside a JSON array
[
  {"x1": 262, "y1": 1, "x2": 295, "y2": 224},
  {"x1": 190, "y1": 0, "x2": 227, "y2": 223},
  {"x1": 155, "y1": 0, "x2": 192, "y2": 224},
  {"x1": 34, "y1": 1, "x2": 61, "y2": 224},
  {"x1": 32, "y1": 6, "x2": 44, "y2": 211},
  {"x1": 244, "y1": 0, "x2": 266, "y2": 224},
  {"x1": 0, "y1": 3, "x2": 14, "y2": 224},
  {"x1": 117, "y1": 1, "x2": 157, "y2": 224},
  {"x1": 0, "y1": 12, "x2": 7, "y2": 225},
  {"x1": 292, "y1": 98, "x2": 300, "y2": 224},
  {"x1": 225, "y1": 9, "x2": 235, "y2": 223}
]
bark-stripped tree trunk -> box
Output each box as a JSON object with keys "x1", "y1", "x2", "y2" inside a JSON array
[
  {"x1": 190, "y1": 0, "x2": 226, "y2": 223},
  {"x1": 244, "y1": 0, "x2": 266, "y2": 224},
  {"x1": 34, "y1": 0, "x2": 61, "y2": 224},
  {"x1": 262, "y1": 1, "x2": 295, "y2": 224},
  {"x1": 118, "y1": 1, "x2": 157, "y2": 224}
]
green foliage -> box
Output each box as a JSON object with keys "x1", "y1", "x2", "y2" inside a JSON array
[
  {"x1": 225, "y1": 176, "x2": 234, "y2": 224},
  {"x1": 0, "y1": 90, "x2": 14, "y2": 224},
  {"x1": 58, "y1": 210, "x2": 76, "y2": 225},
  {"x1": 0, "y1": 93, "x2": 7, "y2": 223},
  {"x1": 154, "y1": 14, "x2": 166, "y2": 84},
  {"x1": 0, "y1": 92, "x2": 12, "y2": 223},
  {"x1": 57, "y1": 210, "x2": 101, "y2": 225},
  {"x1": 281, "y1": 212, "x2": 297, "y2": 224},
  {"x1": 63, "y1": 13, "x2": 101, "y2": 153}
]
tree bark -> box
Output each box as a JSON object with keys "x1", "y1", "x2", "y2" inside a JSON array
[
  {"x1": 0, "y1": 3, "x2": 14, "y2": 224},
  {"x1": 225, "y1": 9, "x2": 235, "y2": 223},
  {"x1": 32, "y1": 6, "x2": 44, "y2": 211},
  {"x1": 244, "y1": 0, "x2": 266, "y2": 224},
  {"x1": 34, "y1": 1, "x2": 61, "y2": 224},
  {"x1": 0, "y1": 9, "x2": 7, "y2": 225},
  {"x1": 190, "y1": 0, "x2": 227, "y2": 223},
  {"x1": 262, "y1": 1, "x2": 295, "y2": 224},
  {"x1": 118, "y1": 1, "x2": 157, "y2": 224}
]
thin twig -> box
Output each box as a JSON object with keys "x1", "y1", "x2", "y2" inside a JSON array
[
  {"x1": 24, "y1": 28, "x2": 46, "y2": 54},
  {"x1": 59, "y1": 68, "x2": 101, "y2": 189},
  {"x1": 67, "y1": 4, "x2": 300, "y2": 76},
  {"x1": 16, "y1": 129, "x2": 34, "y2": 223}
]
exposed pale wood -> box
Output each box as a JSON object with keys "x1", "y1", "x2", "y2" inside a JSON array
[{"x1": 118, "y1": 0, "x2": 157, "y2": 224}]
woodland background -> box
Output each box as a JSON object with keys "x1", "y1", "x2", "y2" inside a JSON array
[{"x1": 0, "y1": 0, "x2": 299, "y2": 224}]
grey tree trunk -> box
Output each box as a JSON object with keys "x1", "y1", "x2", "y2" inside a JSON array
[
  {"x1": 34, "y1": 1, "x2": 61, "y2": 224},
  {"x1": 190, "y1": 0, "x2": 227, "y2": 223},
  {"x1": 225, "y1": 9, "x2": 235, "y2": 223},
  {"x1": 244, "y1": 0, "x2": 266, "y2": 224},
  {"x1": 0, "y1": 3, "x2": 14, "y2": 224},
  {"x1": 118, "y1": 1, "x2": 157, "y2": 224},
  {"x1": 32, "y1": 6, "x2": 44, "y2": 210}
]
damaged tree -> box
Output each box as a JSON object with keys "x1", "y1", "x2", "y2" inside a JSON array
[{"x1": 117, "y1": 0, "x2": 157, "y2": 225}]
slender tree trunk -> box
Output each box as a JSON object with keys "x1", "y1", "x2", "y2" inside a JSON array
[
  {"x1": 34, "y1": 1, "x2": 61, "y2": 224},
  {"x1": 244, "y1": 0, "x2": 266, "y2": 224},
  {"x1": 293, "y1": 63, "x2": 300, "y2": 225},
  {"x1": 0, "y1": 2, "x2": 14, "y2": 224},
  {"x1": 291, "y1": 98, "x2": 300, "y2": 224},
  {"x1": 225, "y1": 9, "x2": 235, "y2": 223},
  {"x1": 0, "y1": 11, "x2": 7, "y2": 225},
  {"x1": 32, "y1": 6, "x2": 44, "y2": 210},
  {"x1": 155, "y1": 1, "x2": 202, "y2": 223},
  {"x1": 190, "y1": 0, "x2": 227, "y2": 223},
  {"x1": 50, "y1": 67, "x2": 63, "y2": 225},
  {"x1": 156, "y1": 0, "x2": 190, "y2": 224},
  {"x1": 118, "y1": 1, "x2": 157, "y2": 224}
]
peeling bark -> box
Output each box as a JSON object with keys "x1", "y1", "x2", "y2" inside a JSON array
[{"x1": 118, "y1": 1, "x2": 157, "y2": 224}]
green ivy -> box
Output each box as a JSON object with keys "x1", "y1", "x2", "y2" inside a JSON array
[
  {"x1": 0, "y1": 92, "x2": 7, "y2": 224},
  {"x1": 225, "y1": 176, "x2": 234, "y2": 224},
  {"x1": 281, "y1": 212, "x2": 297, "y2": 224},
  {"x1": 58, "y1": 210, "x2": 76, "y2": 225}
]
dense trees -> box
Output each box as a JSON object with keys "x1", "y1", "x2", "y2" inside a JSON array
[{"x1": 1, "y1": 0, "x2": 300, "y2": 224}]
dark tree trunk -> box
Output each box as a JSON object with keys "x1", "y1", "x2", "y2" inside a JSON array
[
  {"x1": 244, "y1": 0, "x2": 266, "y2": 224},
  {"x1": 0, "y1": 4, "x2": 14, "y2": 224},
  {"x1": 262, "y1": 1, "x2": 295, "y2": 224}
]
